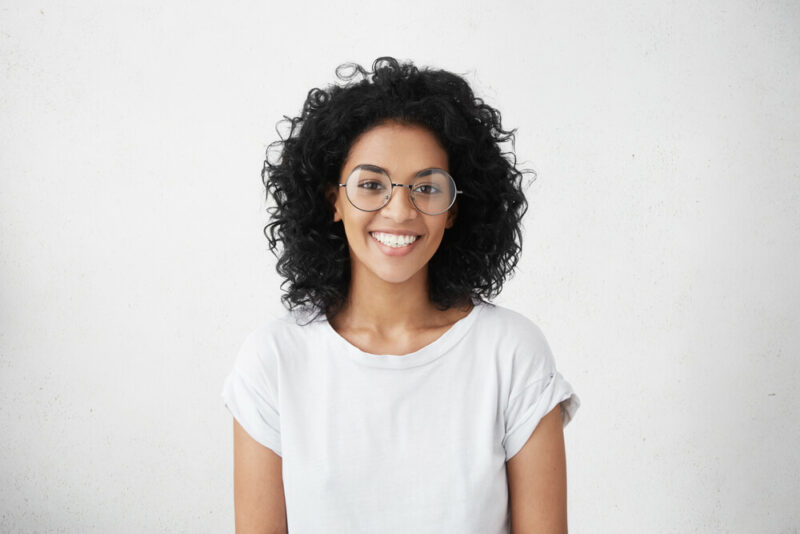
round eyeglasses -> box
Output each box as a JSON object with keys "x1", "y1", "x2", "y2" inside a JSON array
[{"x1": 338, "y1": 164, "x2": 462, "y2": 215}]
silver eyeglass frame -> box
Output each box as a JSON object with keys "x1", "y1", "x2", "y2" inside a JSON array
[{"x1": 337, "y1": 164, "x2": 463, "y2": 216}]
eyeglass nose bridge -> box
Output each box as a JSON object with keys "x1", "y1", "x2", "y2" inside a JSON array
[{"x1": 385, "y1": 182, "x2": 415, "y2": 204}]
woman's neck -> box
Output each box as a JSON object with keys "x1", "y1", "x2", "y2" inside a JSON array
[{"x1": 329, "y1": 264, "x2": 470, "y2": 337}]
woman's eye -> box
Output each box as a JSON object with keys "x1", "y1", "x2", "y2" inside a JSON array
[
  {"x1": 359, "y1": 181, "x2": 385, "y2": 190},
  {"x1": 414, "y1": 184, "x2": 441, "y2": 195}
]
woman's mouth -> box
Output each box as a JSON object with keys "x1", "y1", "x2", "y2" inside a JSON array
[{"x1": 369, "y1": 231, "x2": 422, "y2": 256}]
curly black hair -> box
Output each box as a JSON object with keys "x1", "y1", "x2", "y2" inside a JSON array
[{"x1": 262, "y1": 56, "x2": 533, "y2": 324}]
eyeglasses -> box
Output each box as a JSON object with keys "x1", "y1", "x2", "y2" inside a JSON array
[{"x1": 338, "y1": 164, "x2": 462, "y2": 215}]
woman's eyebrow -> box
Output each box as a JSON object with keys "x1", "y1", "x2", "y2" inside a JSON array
[
  {"x1": 414, "y1": 168, "x2": 442, "y2": 178},
  {"x1": 357, "y1": 163, "x2": 386, "y2": 174},
  {"x1": 354, "y1": 163, "x2": 445, "y2": 176}
]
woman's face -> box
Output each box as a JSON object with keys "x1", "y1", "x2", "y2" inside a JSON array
[{"x1": 328, "y1": 121, "x2": 457, "y2": 285}]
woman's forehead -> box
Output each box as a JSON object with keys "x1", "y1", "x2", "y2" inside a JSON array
[{"x1": 342, "y1": 122, "x2": 449, "y2": 176}]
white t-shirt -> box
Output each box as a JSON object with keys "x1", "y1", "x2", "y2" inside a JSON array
[{"x1": 220, "y1": 300, "x2": 580, "y2": 533}]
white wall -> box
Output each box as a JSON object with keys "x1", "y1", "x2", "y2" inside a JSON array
[{"x1": 2, "y1": 1, "x2": 798, "y2": 532}]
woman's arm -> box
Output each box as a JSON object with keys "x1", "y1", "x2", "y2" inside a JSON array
[
  {"x1": 506, "y1": 404, "x2": 569, "y2": 534},
  {"x1": 232, "y1": 419, "x2": 288, "y2": 534}
]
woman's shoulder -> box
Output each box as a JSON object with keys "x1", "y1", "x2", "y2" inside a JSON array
[
  {"x1": 244, "y1": 306, "x2": 323, "y2": 344},
  {"x1": 473, "y1": 302, "x2": 556, "y2": 370},
  {"x1": 231, "y1": 307, "x2": 323, "y2": 378},
  {"x1": 476, "y1": 301, "x2": 548, "y2": 340}
]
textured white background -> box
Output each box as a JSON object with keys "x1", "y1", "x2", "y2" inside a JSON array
[{"x1": 1, "y1": 1, "x2": 798, "y2": 532}]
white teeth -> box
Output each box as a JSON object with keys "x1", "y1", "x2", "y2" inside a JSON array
[{"x1": 370, "y1": 232, "x2": 419, "y2": 248}]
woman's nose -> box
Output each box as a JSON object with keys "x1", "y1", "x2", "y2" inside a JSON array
[{"x1": 381, "y1": 185, "x2": 418, "y2": 220}]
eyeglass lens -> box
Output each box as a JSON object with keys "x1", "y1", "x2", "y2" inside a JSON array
[{"x1": 345, "y1": 167, "x2": 455, "y2": 214}]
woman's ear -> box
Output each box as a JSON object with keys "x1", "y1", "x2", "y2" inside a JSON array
[
  {"x1": 326, "y1": 183, "x2": 342, "y2": 222},
  {"x1": 445, "y1": 200, "x2": 458, "y2": 229}
]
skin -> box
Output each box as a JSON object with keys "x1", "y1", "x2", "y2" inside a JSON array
[
  {"x1": 506, "y1": 404, "x2": 569, "y2": 533},
  {"x1": 324, "y1": 120, "x2": 473, "y2": 352},
  {"x1": 232, "y1": 420, "x2": 287, "y2": 534}
]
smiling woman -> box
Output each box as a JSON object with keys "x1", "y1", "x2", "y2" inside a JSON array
[
  {"x1": 328, "y1": 122, "x2": 455, "y2": 282},
  {"x1": 220, "y1": 57, "x2": 580, "y2": 534}
]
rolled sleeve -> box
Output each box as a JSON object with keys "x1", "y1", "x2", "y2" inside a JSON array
[
  {"x1": 221, "y1": 329, "x2": 282, "y2": 457},
  {"x1": 502, "y1": 370, "x2": 579, "y2": 461}
]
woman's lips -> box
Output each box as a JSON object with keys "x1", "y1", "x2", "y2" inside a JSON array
[{"x1": 369, "y1": 232, "x2": 421, "y2": 257}]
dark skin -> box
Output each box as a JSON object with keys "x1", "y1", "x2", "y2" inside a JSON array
[
  {"x1": 506, "y1": 404, "x2": 569, "y2": 533},
  {"x1": 324, "y1": 120, "x2": 472, "y2": 354}
]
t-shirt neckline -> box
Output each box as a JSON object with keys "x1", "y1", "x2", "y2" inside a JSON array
[{"x1": 320, "y1": 301, "x2": 485, "y2": 369}]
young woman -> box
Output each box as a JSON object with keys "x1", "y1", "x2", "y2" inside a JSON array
[{"x1": 221, "y1": 57, "x2": 580, "y2": 534}]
